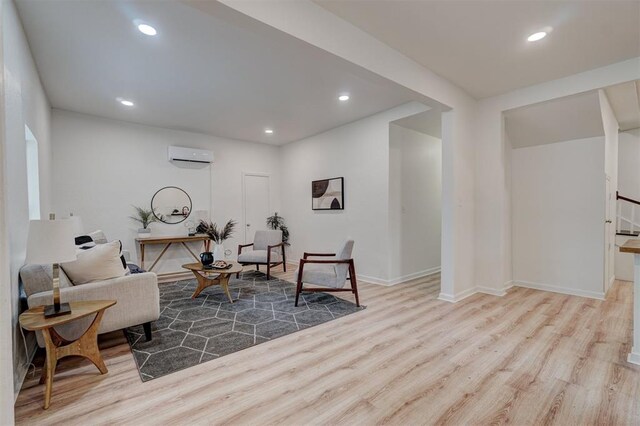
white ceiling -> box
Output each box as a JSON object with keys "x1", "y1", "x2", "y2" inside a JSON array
[
  {"x1": 392, "y1": 110, "x2": 442, "y2": 139},
  {"x1": 16, "y1": 0, "x2": 421, "y2": 144},
  {"x1": 605, "y1": 80, "x2": 640, "y2": 131},
  {"x1": 505, "y1": 91, "x2": 604, "y2": 149},
  {"x1": 315, "y1": 0, "x2": 640, "y2": 99}
]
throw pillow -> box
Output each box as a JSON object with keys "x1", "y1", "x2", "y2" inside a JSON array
[{"x1": 61, "y1": 240, "x2": 127, "y2": 285}]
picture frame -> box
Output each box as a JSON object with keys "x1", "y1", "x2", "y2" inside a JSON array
[{"x1": 312, "y1": 177, "x2": 344, "y2": 210}]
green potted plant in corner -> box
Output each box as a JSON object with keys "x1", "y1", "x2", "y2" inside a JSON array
[
  {"x1": 198, "y1": 219, "x2": 236, "y2": 261},
  {"x1": 266, "y1": 212, "x2": 289, "y2": 245},
  {"x1": 130, "y1": 206, "x2": 159, "y2": 238}
]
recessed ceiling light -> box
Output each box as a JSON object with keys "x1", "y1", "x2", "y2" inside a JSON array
[
  {"x1": 338, "y1": 94, "x2": 350, "y2": 101},
  {"x1": 137, "y1": 23, "x2": 157, "y2": 36},
  {"x1": 264, "y1": 129, "x2": 274, "y2": 134},
  {"x1": 527, "y1": 31, "x2": 547, "y2": 42},
  {"x1": 118, "y1": 98, "x2": 134, "y2": 107}
]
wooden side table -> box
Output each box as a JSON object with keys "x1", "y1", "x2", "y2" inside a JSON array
[{"x1": 19, "y1": 300, "x2": 117, "y2": 409}]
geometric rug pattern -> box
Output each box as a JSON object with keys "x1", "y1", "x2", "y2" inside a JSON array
[{"x1": 124, "y1": 270, "x2": 364, "y2": 381}]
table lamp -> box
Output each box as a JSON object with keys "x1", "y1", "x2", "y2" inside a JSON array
[{"x1": 25, "y1": 217, "x2": 77, "y2": 317}]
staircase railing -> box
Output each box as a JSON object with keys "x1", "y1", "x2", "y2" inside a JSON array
[{"x1": 617, "y1": 192, "x2": 640, "y2": 236}]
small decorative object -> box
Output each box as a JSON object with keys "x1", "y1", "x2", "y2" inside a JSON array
[
  {"x1": 266, "y1": 212, "x2": 290, "y2": 245},
  {"x1": 182, "y1": 206, "x2": 190, "y2": 216},
  {"x1": 130, "y1": 206, "x2": 159, "y2": 238},
  {"x1": 200, "y1": 251, "x2": 214, "y2": 267},
  {"x1": 184, "y1": 219, "x2": 196, "y2": 236},
  {"x1": 312, "y1": 177, "x2": 344, "y2": 210},
  {"x1": 211, "y1": 260, "x2": 232, "y2": 269},
  {"x1": 198, "y1": 219, "x2": 236, "y2": 261}
]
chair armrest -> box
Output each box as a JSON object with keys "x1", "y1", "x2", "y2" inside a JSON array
[
  {"x1": 268, "y1": 242, "x2": 285, "y2": 251},
  {"x1": 238, "y1": 243, "x2": 253, "y2": 255},
  {"x1": 303, "y1": 252, "x2": 336, "y2": 259}
]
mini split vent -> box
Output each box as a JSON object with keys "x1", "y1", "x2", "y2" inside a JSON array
[{"x1": 168, "y1": 146, "x2": 214, "y2": 164}]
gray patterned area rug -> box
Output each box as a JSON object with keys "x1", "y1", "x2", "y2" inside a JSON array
[{"x1": 124, "y1": 270, "x2": 364, "y2": 381}]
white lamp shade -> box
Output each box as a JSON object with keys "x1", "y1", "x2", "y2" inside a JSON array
[
  {"x1": 65, "y1": 216, "x2": 84, "y2": 236},
  {"x1": 25, "y1": 219, "x2": 77, "y2": 264}
]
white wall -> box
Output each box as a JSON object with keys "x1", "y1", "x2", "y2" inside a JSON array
[
  {"x1": 511, "y1": 137, "x2": 606, "y2": 299},
  {"x1": 475, "y1": 58, "x2": 639, "y2": 297},
  {"x1": 3, "y1": 0, "x2": 52, "y2": 398},
  {"x1": 389, "y1": 124, "x2": 441, "y2": 283},
  {"x1": 217, "y1": 0, "x2": 478, "y2": 300},
  {"x1": 619, "y1": 129, "x2": 640, "y2": 201},
  {"x1": 51, "y1": 110, "x2": 281, "y2": 274},
  {"x1": 279, "y1": 102, "x2": 428, "y2": 283}
]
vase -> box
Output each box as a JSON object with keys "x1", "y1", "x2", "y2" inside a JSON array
[
  {"x1": 200, "y1": 251, "x2": 214, "y2": 266},
  {"x1": 137, "y1": 228, "x2": 151, "y2": 239},
  {"x1": 213, "y1": 244, "x2": 225, "y2": 261}
]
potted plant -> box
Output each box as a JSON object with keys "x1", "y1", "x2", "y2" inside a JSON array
[
  {"x1": 130, "y1": 206, "x2": 159, "y2": 238},
  {"x1": 266, "y1": 212, "x2": 289, "y2": 245},
  {"x1": 198, "y1": 219, "x2": 236, "y2": 261}
]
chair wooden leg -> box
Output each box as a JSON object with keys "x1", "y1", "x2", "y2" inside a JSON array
[
  {"x1": 267, "y1": 263, "x2": 271, "y2": 280},
  {"x1": 256, "y1": 265, "x2": 259, "y2": 271},
  {"x1": 295, "y1": 280, "x2": 303, "y2": 306},
  {"x1": 283, "y1": 250, "x2": 287, "y2": 272},
  {"x1": 349, "y1": 261, "x2": 360, "y2": 307}
]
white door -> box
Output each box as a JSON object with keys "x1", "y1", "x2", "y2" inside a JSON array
[
  {"x1": 243, "y1": 173, "x2": 270, "y2": 243},
  {"x1": 605, "y1": 176, "x2": 615, "y2": 291}
]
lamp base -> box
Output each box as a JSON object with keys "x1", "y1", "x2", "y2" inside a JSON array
[{"x1": 44, "y1": 303, "x2": 72, "y2": 318}]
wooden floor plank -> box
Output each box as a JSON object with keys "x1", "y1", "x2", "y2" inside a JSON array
[{"x1": 14, "y1": 267, "x2": 640, "y2": 425}]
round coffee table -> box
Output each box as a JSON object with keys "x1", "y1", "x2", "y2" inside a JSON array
[{"x1": 182, "y1": 261, "x2": 243, "y2": 303}]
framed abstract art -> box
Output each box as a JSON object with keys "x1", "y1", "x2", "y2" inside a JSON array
[{"x1": 312, "y1": 177, "x2": 344, "y2": 210}]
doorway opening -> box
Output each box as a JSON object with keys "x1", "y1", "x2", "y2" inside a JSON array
[{"x1": 388, "y1": 108, "x2": 442, "y2": 290}]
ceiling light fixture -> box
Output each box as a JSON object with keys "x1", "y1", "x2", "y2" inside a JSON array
[
  {"x1": 527, "y1": 31, "x2": 547, "y2": 42},
  {"x1": 137, "y1": 23, "x2": 157, "y2": 36},
  {"x1": 264, "y1": 129, "x2": 274, "y2": 134},
  {"x1": 118, "y1": 98, "x2": 134, "y2": 107},
  {"x1": 338, "y1": 94, "x2": 350, "y2": 101}
]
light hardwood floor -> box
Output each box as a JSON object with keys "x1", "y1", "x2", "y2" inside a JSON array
[{"x1": 15, "y1": 266, "x2": 640, "y2": 425}]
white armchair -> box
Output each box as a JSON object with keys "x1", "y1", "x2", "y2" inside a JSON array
[
  {"x1": 237, "y1": 230, "x2": 286, "y2": 279},
  {"x1": 294, "y1": 240, "x2": 360, "y2": 307}
]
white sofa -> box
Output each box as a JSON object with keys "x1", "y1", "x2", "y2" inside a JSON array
[{"x1": 20, "y1": 261, "x2": 160, "y2": 347}]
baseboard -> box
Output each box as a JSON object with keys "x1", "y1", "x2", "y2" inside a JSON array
[
  {"x1": 513, "y1": 280, "x2": 605, "y2": 300},
  {"x1": 358, "y1": 266, "x2": 441, "y2": 286},
  {"x1": 15, "y1": 332, "x2": 38, "y2": 402},
  {"x1": 156, "y1": 271, "x2": 193, "y2": 283},
  {"x1": 476, "y1": 286, "x2": 508, "y2": 297},
  {"x1": 438, "y1": 286, "x2": 478, "y2": 303},
  {"x1": 628, "y1": 349, "x2": 640, "y2": 366}
]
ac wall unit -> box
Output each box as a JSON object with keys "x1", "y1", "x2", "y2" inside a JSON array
[{"x1": 168, "y1": 146, "x2": 214, "y2": 164}]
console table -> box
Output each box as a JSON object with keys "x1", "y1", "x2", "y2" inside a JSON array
[
  {"x1": 136, "y1": 235, "x2": 208, "y2": 276},
  {"x1": 619, "y1": 239, "x2": 640, "y2": 365}
]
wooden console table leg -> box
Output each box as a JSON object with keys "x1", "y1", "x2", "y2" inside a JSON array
[
  {"x1": 148, "y1": 242, "x2": 172, "y2": 272},
  {"x1": 140, "y1": 242, "x2": 145, "y2": 270}
]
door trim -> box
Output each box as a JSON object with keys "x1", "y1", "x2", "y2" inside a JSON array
[{"x1": 242, "y1": 172, "x2": 271, "y2": 243}]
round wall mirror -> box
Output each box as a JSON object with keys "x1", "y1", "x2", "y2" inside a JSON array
[{"x1": 151, "y1": 186, "x2": 192, "y2": 224}]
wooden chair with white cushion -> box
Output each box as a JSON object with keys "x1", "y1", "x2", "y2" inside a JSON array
[
  {"x1": 237, "y1": 230, "x2": 286, "y2": 280},
  {"x1": 294, "y1": 240, "x2": 360, "y2": 307}
]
